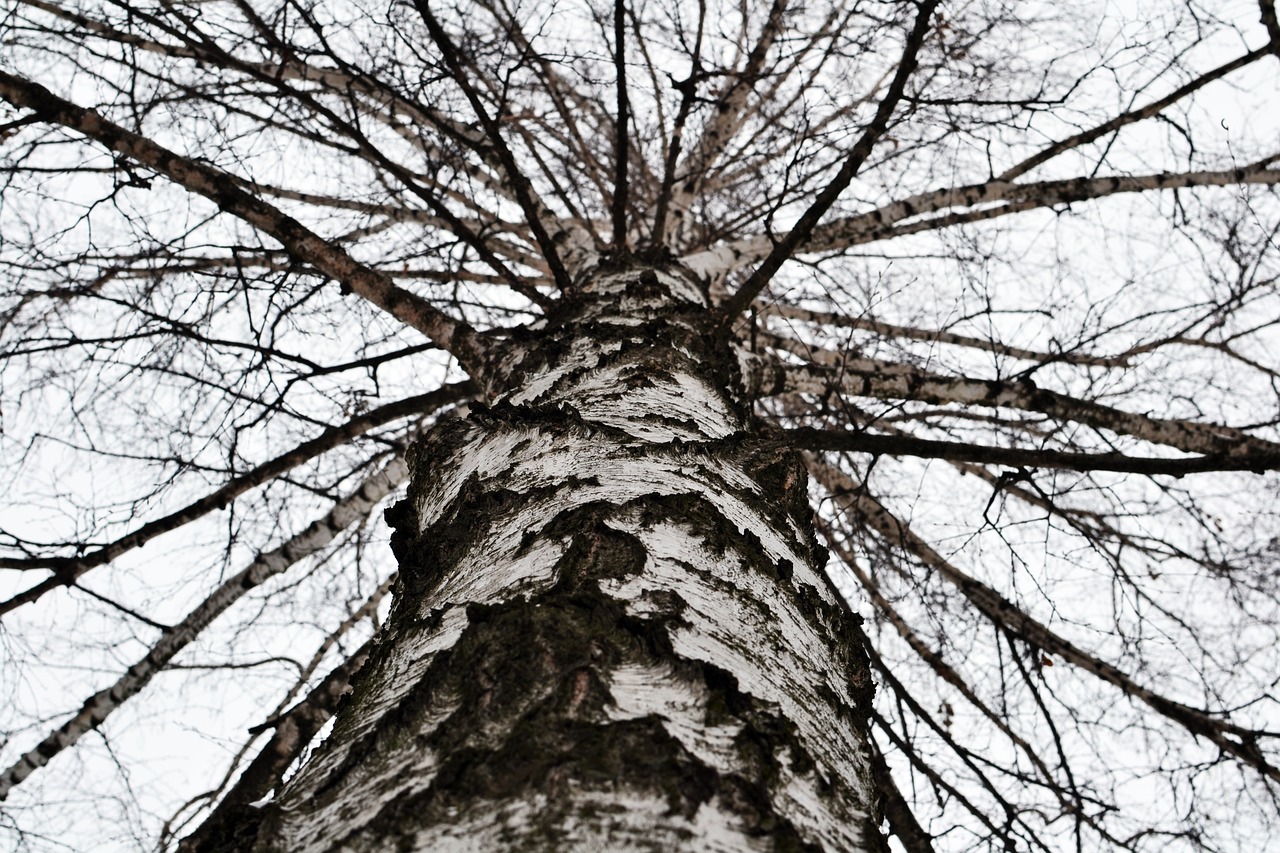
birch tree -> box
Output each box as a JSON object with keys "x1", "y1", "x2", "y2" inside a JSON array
[{"x1": 2, "y1": 0, "x2": 1279, "y2": 850}]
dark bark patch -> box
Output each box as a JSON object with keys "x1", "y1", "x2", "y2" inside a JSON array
[
  {"x1": 545, "y1": 514, "x2": 649, "y2": 591},
  {"x1": 329, "y1": 586, "x2": 842, "y2": 850},
  {"x1": 181, "y1": 804, "x2": 264, "y2": 853}
]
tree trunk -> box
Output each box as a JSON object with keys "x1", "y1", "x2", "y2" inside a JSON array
[{"x1": 243, "y1": 264, "x2": 884, "y2": 851}]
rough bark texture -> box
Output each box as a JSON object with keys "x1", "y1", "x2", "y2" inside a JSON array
[{"x1": 242, "y1": 265, "x2": 882, "y2": 851}]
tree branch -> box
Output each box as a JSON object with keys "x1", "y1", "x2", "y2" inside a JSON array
[
  {"x1": 786, "y1": 427, "x2": 1280, "y2": 476},
  {"x1": 760, "y1": 302, "x2": 1126, "y2": 367},
  {"x1": 0, "y1": 384, "x2": 470, "y2": 614},
  {"x1": 659, "y1": 0, "x2": 790, "y2": 247},
  {"x1": 412, "y1": 1, "x2": 575, "y2": 292},
  {"x1": 691, "y1": 163, "x2": 1280, "y2": 274},
  {"x1": 1262, "y1": 0, "x2": 1280, "y2": 60},
  {"x1": 649, "y1": 0, "x2": 706, "y2": 249},
  {"x1": 611, "y1": 0, "x2": 630, "y2": 249},
  {"x1": 811, "y1": 461, "x2": 1280, "y2": 784},
  {"x1": 998, "y1": 47, "x2": 1271, "y2": 181},
  {"x1": 0, "y1": 72, "x2": 493, "y2": 374},
  {"x1": 0, "y1": 457, "x2": 407, "y2": 801},
  {"x1": 718, "y1": 0, "x2": 938, "y2": 318},
  {"x1": 176, "y1": 638, "x2": 375, "y2": 852},
  {"x1": 743, "y1": 349, "x2": 1280, "y2": 459}
]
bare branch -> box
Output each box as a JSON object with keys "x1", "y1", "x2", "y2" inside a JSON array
[
  {"x1": 761, "y1": 302, "x2": 1125, "y2": 367},
  {"x1": 693, "y1": 163, "x2": 1280, "y2": 273},
  {"x1": 745, "y1": 349, "x2": 1280, "y2": 459},
  {"x1": 0, "y1": 72, "x2": 493, "y2": 374},
  {"x1": 0, "y1": 384, "x2": 470, "y2": 614},
  {"x1": 611, "y1": 0, "x2": 630, "y2": 250},
  {"x1": 812, "y1": 460, "x2": 1280, "y2": 784},
  {"x1": 786, "y1": 426, "x2": 1280, "y2": 476},
  {"x1": 658, "y1": 0, "x2": 790, "y2": 247},
  {"x1": 718, "y1": 0, "x2": 939, "y2": 318},
  {"x1": 411, "y1": 1, "x2": 575, "y2": 292},
  {"x1": 0, "y1": 457, "x2": 407, "y2": 801},
  {"x1": 1262, "y1": 0, "x2": 1280, "y2": 61},
  {"x1": 998, "y1": 48, "x2": 1272, "y2": 181}
]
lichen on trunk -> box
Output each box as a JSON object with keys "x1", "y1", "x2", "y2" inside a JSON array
[{"x1": 245, "y1": 264, "x2": 884, "y2": 852}]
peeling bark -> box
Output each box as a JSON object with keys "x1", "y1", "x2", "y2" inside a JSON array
[{"x1": 239, "y1": 265, "x2": 884, "y2": 852}]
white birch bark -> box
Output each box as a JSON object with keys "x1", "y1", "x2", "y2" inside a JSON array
[{"x1": 240, "y1": 266, "x2": 883, "y2": 852}]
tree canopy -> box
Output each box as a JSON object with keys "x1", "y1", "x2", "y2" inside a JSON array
[{"x1": 1, "y1": 0, "x2": 1279, "y2": 849}]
